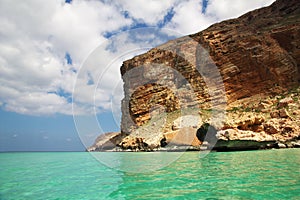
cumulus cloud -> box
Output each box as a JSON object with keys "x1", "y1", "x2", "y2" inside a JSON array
[
  {"x1": 0, "y1": 0, "x2": 131, "y2": 116},
  {"x1": 165, "y1": 0, "x2": 215, "y2": 35},
  {"x1": 165, "y1": 0, "x2": 275, "y2": 34},
  {"x1": 206, "y1": 0, "x2": 275, "y2": 21},
  {"x1": 0, "y1": 0, "x2": 276, "y2": 116},
  {"x1": 116, "y1": 0, "x2": 177, "y2": 25}
]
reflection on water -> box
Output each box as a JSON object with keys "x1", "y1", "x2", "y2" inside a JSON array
[
  {"x1": 108, "y1": 149, "x2": 300, "y2": 199},
  {"x1": 93, "y1": 151, "x2": 184, "y2": 173},
  {"x1": 0, "y1": 149, "x2": 299, "y2": 199}
]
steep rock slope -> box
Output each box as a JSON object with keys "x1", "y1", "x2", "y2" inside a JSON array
[{"x1": 90, "y1": 0, "x2": 300, "y2": 151}]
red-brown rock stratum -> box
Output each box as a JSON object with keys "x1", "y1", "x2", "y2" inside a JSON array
[{"x1": 88, "y1": 0, "x2": 300, "y2": 152}]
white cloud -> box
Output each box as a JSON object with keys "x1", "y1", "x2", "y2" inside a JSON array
[
  {"x1": 0, "y1": 0, "x2": 276, "y2": 116},
  {"x1": 206, "y1": 0, "x2": 275, "y2": 21},
  {"x1": 165, "y1": 0, "x2": 276, "y2": 35},
  {"x1": 116, "y1": 0, "x2": 177, "y2": 25},
  {"x1": 165, "y1": 0, "x2": 215, "y2": 35},
  {"x1": 0, "y1": 0, "x2": 131, "y2": 116},
  {"x1": 50, "y1": 0, "x2": 132, "y2": 62}
]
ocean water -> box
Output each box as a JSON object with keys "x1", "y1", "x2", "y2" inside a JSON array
[{"x1": 0, "y1": 149, "x2": 299, "y2": 200}]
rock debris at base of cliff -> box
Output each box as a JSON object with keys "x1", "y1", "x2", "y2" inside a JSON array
[{"x1": 88, "y1": 0, "x2": 300, "y2": 152}]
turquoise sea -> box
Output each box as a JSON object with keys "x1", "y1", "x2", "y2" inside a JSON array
[{"x1": 0, "y1": 149, "x2": 299, "y2": 200}]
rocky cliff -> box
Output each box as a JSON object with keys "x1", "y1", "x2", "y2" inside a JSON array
[{"x1": 89, "y1": 0, "x2": 300, "y2": 152}]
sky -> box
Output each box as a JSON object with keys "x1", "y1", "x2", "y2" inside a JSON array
[{"x1": 0, "y1": 0, "x2": 275, "y2": 151}]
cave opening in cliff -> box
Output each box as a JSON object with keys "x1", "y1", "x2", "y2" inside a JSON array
[{"x1": 196, "y1": 123, "x2": 218, "y2": 143}]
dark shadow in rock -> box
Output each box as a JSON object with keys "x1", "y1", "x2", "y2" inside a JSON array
[{"x1": 196, "y1": 123, "x2": 218, "y2": 143}]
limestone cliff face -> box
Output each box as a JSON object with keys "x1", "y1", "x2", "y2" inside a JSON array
[
  {"x1": 120, "y1": 0, "x2": 300, "y2": 136},
  {"x1": 89, "y1": 0, "x2": 300, "y2": 152}
]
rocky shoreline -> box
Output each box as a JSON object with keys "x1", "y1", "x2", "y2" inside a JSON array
[
  {"x1": 88, "y1": 140, "x2": 300, "y2": 152},
  {"x1": 88, "y1": 87, "x2": 300, "y2": 152},
  {"x1": 88, "y1": 139, "x2": 300, "y2": 152}
]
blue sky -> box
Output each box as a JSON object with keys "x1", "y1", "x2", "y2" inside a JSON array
[{"x1": 0, "y1": 0, "x2": 275, "y2": 151}]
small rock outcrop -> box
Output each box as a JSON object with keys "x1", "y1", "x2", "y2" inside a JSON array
[{"x1": 87, "y1": 132, "x2": 124, "y2": 151}]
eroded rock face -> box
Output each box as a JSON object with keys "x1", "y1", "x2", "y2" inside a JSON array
[
  {"x1": 119, "y1": 136, "x2": 147, "y2": 151},
  {"x1": 165, "y1": 127, "x2": 201, "y2": 147},
  {"x1": 215, "y1": 103, "x2": 300, "y2": 150},
  {"x1": 87, "y1": 132, "x2": 124, "y2": 151},
  {"x1": 172, "y1": 115, "x2": 201, "y2": 131},
  {"x1": 278, "y1": 97, "x2": 294, "y2": 108},
  {"x1": 121, "y1": 0, "x2": 300, "y2": 136},
  {"x1": 90, "y1": 0, "x2": 300, "y2": 151}
]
